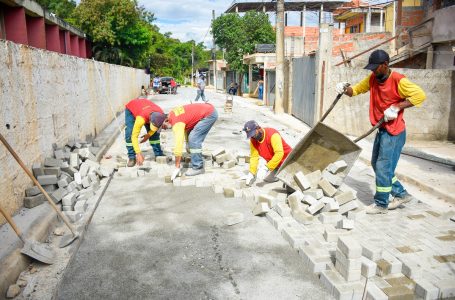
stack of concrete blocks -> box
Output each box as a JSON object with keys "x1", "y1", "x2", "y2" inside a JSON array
[{"x1": 27, "y1": 138, "x2": 113, "y2": 223}]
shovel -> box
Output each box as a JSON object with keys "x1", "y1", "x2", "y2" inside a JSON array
[
  {"x1": 0, "y1": 205, "x2": 55, "y2": 264},
  {"x1": 0, "y1": 133, "x2": 80, "y2": 248}
]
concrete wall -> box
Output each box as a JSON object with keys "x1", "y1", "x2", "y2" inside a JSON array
[
  {"x1": 324, "y1": 67, "x2": 454, "y2": 141},
  {"x1": 0, "y1": 40, "x2": 149, "y2": 221}
]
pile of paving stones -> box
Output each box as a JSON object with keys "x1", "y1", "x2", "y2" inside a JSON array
[{"x1": 25, "y1": 137, "x2": 113, "y2": 222}]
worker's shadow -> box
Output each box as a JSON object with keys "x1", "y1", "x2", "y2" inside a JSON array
[{"x1": 344, "y1": 176, "x2": 374, "y2": 206}]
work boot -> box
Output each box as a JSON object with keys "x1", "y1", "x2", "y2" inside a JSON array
[
  {"x1": 388, "y1": 194, "x2": 413, "y2": 210},
  {"x1": 185, "y1": 168, "x2": 205, "y2": 176},
  {"x1": 127, "y1": 158, "x2": 136, "y2": 167},
  {"x1": 366, "y1": 204, "x2": 388, "y2": 215}
]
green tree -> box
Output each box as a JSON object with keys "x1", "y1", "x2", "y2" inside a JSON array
[
  {"x1": 72, "y1": 0, "x2": 152, "y2": 67},
  {"x1": 212, "y1": 11, "x2": 275, "y2": 95},
  {"x1": 36, "y1": 0, "x2": 76, "y2": 21}
]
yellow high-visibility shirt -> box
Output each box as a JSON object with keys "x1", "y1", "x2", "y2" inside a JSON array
[{"x1": 132, "y1": 116, "x2": 158, "y2": 154}]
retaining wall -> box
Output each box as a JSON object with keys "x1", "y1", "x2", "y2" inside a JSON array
[{"x1": 0, "y1": 40, "x2": 149, "y2": 222}]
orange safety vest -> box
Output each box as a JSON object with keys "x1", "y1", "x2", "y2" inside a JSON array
[
  {"x1": 168, "y1": 103, "x2": 214, "y2": 131},
  {"x1": 369, "y1": 72, "x2": 406, "y2": 135},
  {"x1": 125, "y1": 99, "x2": 163, "y2": 124},
  {"x1": 251, "y1": 128, "x2": 292, "y2": 167}
]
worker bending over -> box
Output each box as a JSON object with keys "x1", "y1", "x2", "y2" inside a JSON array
[
  {"x1": 163, "y1": 103, "x2": 218, "y2": 178},
  {"x1": 336, "y1": 49, "x2": 425, "y2": 214},
  {"x1": 242, "y1": 120, "x2": 292, "y2": 186},
  {"x1": 125, "y1": 98, "x2": 166, "y2": 167}
]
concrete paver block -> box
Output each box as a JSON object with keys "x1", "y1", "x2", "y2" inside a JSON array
[
  {"x1": 307, "y1": 200, "x2": 324, "y2": 215},
  {"x1": 323, "y1": 199, "x2": 340, "y2": 212},
  {"x1": 303, "y1": 194, "x2": 318, "y2": 206},
  {"x1": 266, "y1": 210, "x2": 284, "y2": 230},
  {"x1": 400, "y1": 256, "x2": 423, "y2": 280},
  {"x1": 338, "y1": 200, "x2": 359, "y2": 215},
  {"x1": 292, "y1": 209, "x2": 314, "y2": 225},
  {"x1": 25, "y1": 186, "x2": 41, "y2": 197},
  {"x1": 319, "y1": 270, "x2": 344, "y2": 296},
  {"x1": 37, "y1": 175, "x2": 58, "y2": 185},
  {"x1": 275, "y1": 202, "x2": 292, "y2": 217},
  {"x1": 79, "y1": 162, "x2": 90, "y2": 177},
  {"x1": 322, "y1": 170, "x2": 343, "y2": 187},
  {"x1": 337, "y1": 218, "x2": 354, "y2": 230},
  {"x1": 294, "y1": 171, "x2": 311, "y2": 191},
  {"x1": 334, "y1": 191, "x2": 356, "y2": 205},
  {"x1": 303, "y1": 189, "x2": 323, "y2": 199},
  {"x1": 335, "y1": 259, "x2": 361, "y2": 282},
  {"x1": 44, "y1": 167, "x2": 61, "y2": 177},
  {"x1": 62, "y1": 192, "x2": 77, "y2": 206},
  {"x1": 224, "y1": 212, "x2": 244, "y2": 226},
  {"x1": 381, "y1": 251, "x2": 402, "y2": 275},
  {"x1": 58, "y1": 178, "x2": 69, "y2": 188},
  {"x1": 318, "y1": 179, "x2": 337, "y2": 197},
  {"x1": 44, "y1": 157, "x2": 62, "y2": 167},
  {"x1": 222, "y1": 160, "x2": 236, "y2": 169},
  {"x1": 215, "y1": 153, "x2": 229, "y2": 164},
  {"x1": 223, "y1": 187, "x2": 235, "y2": 198},
  {"x1": 364, "y1": 282, "x2": 388, "y2": 300},
  {"x1": 382, "y1": 286, "x2": 414, "y2": 300},
  {"x1": 252, "y1": 202, "x2": 270, "y2": 216},
  {"x1": 319, "y1": 212, "x2": 342, "y2": 224},
  {"x1": 211, "y1": 148, "x2": 225, "y2": 158},
  {"x1": 74, "y1": 200, "x2": 88, "y2": 212},
  {"x1": 258, "y1": 194, "x2": 276, "y2": 208},
  {"x1": 32, "y1": 163, "x2": 45, "y2": 177},
  {"x1": 361, "y1": 256, "x2": 377, "y2": 278},
  {"x1": 82, "y1": 176, "x2": 91, "y2": 188},
  {"x1": 62, "y1": 205, "x2": 73, "y2": 211},
  {"x1": 414, "y1": 278, "x2": 439, "y2": 300},
  {"x1": 305, "y1": 170, "x2": 322, "y2": 188},
  {"x1": 70, "y1": 153, "x2": 80, "y2": 168},
  {"x1": 156, "y1": 156, "x2": 167, "y2": 164},
  {"x1": 50, "y1": 187, "x2": 67, "y2": 203},
  {"x1": 324, "y1": 227, "x2": 350, "y2": 242},
  {"x1": 288, "y1": 190, "x2": 304, "y2": 204},
  {"x1": 347, "y1": 208, "x2": 366, "y2": 220},
  {"x1": 338, "y1": 183, "x2": 358, "y2": 199},
  {"x1": 282, "y1": 227, "x2": 306, "y2": 249},
  {"x1": 327, "y1": 160, "x2": 347, "y2": 174},
  {"x1": 24, "y1": 194, "x2": 45, "y2": 208},
  {"x1": 336, "y1": 249, "x2": 361, "y2": 271},
  {"x1": 337, "y1": 236, "x2": 362, "y2": 259}
]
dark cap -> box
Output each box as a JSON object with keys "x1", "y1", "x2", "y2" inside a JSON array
[
  {"x1": 243, "y1": 120, "x2": 259, "y2": 139},
  {"x1": 364, "y1": 49, "x2": 390, "y2": 71},
  {"x1": 150, "y1": 112, "x2": 166, "y2": 128}
]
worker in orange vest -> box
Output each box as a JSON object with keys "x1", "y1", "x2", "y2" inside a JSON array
[
  {"x1": 124, "y1": 98, "x2": 166, "y2": 167},
  {"x1": 242, "y1": 120, "x2": 292, "y2": 186}
]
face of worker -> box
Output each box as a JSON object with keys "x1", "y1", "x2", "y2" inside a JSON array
[
  {"x1": 252, "y1": 128, "x2": 263, "y2": 141},
  {"x1": 162, "y1": 120, "x2": 172, "y2": 130},
  {"x1": 374, "y1": 62, "x2": 390, "y2": 83}
]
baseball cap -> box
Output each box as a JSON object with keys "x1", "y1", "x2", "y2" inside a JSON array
[
  {"x1": 364, "y1": 49, "x2": 390, "y2": 71},
  {"x1": 150, "y1": 112, "x2": 166, "y2": 128},
  {"x1": 243, "y1": 120, "x2": 259, "y2": 139}
]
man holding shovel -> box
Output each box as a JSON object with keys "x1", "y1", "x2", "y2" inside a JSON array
[
  {"x1": 336, "y1": 49, "x2": 426, "y2": 214},
  {"x1": 242, "y1": 120, "x2": 292, "y2": 186}
]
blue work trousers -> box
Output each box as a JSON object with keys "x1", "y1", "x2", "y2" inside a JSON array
[
  {"x1": 194, "y1": 89, "x2": 206, "y2": 102},
  {"x1": 125, "y1": 109, "x2": 163, "y2": 159},
  {"x1": 371, "y1": 128, "x2": 408, "y2": 208},
  {"x1": 187, "y1": 109, "x2": 218, "y2": 169}
]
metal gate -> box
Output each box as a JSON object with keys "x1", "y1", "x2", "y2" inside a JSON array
[{"x1": 291, "y1": 56, "x2": 316, "y2": 126}]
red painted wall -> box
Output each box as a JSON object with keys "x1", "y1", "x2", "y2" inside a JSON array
[
  {"x1": 70, "y1": 34, "x2": 79, "y2": 56},
  {"x1": 78, "y1": 38, "x2": 86, "y2": 58},
  {"x1": 26, "y1": 16, "x2": 46, "y2": 49},
  {"x1": 86, "y1": 40, "x2": 92, "y2": 58},
  {"x1": 64, "y1": 31, "x2": 71, "y2": 54},
  {"x1": 4, "y1": 6, "x2": 27, "y2": 44},
  {"x1": 59, "y1": 30, "x2": 65, "y2": 53},
  {"x1": 45, "y1": 24, "x2": 60, "y2": 52}
]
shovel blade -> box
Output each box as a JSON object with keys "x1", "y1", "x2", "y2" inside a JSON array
[
  {"x1": 21, "y1": 240, "x2": 55, "y2": 265},
  {"x1": 59, "y1": 233, "x2": 79, "y2": 248}
]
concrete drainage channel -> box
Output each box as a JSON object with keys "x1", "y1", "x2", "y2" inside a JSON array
[{"x1": 0, "y1": 115, "x2": 123, "y2": 299}]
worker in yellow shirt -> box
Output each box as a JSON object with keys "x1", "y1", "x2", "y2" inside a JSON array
[
  {"x1": 162, "y1": 103, "x2": 218, "y2": 178},
  {"x1": 124, "y1": 99, "x2": 166, "y2": 167},
  {"x1": 336, "y1": 49, "x2": 425, "y2": 214},
  {"x1": 242, "y1": 120, "x2": 292, "y2": 186}
]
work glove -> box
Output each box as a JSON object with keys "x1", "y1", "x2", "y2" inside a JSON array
[
  {"x1": 335, "y1": 82, "x2": 350, "y2": 95},
  {"x1": 384, "y1": 105, "x2": 400, "y2": 122},
  {"x1": 171, "y1": 167, "x2": 182, "y2": 181},
  {"x1": 245, "y1": 172, "x2": 256, "y2": 186},
  {"x1": 256, "y1": 164, "x2": 269, "y2": 180},
  {"x1": 263, "y1": 169, "x2": 279, "y2": 183}
]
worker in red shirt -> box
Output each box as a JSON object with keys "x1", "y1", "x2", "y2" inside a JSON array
[
  {"x1": 124, "y1": 99, "x2": 166, "y2": 167},
  {"x1": 336, "y1": 49, "x2": 426, "y2": 214},
  {"x1": 162, "y1": 103, "x2": 218, "y2": 178},
  {"x1": 242, "y1": 120, "x2": 292, "y2": 186}
]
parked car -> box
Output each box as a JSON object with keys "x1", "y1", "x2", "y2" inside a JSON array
[{"x1": 157, "y1": 77, "x2": 173, "y2": 94}]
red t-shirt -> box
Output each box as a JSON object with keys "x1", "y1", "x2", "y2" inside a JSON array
[
  {"x1": 125, "y1": 99, "x2": 163, "y2": 123},
  {"x1": 251, "y1": 128, "x2": 292, "y2": 166},
  {"x1": 168, "y1": 103, "x2": 214, "y2": 130}
]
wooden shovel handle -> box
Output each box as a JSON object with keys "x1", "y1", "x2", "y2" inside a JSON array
[
  {"x1": 0, "y1": 205, "x2": 25, "y2": 242},
  {"x1": 0, "y1": 133, "x2": 77, "y2": 235}
]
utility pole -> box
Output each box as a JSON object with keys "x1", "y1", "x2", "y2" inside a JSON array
[
  {"x1": 191, "y1": 41, "x2": 194, "y2": 86},
  {"x1": 212, "y1": 10, "x2": 217, "y2": 91},
  {"x1": 275, "y1": 0, "x2": 285, "y2": 113}
]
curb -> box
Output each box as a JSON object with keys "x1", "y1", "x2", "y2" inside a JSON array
[{"x1": 0, "y1": 113, "x2": 124, "y2": 299}]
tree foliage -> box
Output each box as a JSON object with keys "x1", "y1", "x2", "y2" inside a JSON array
[
  {"x1": 36, "y1": 0, "x2": 76, "y2": 21},
  {"x1": 212, "y1": 11, "x2": 275, "y2": 73}
]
